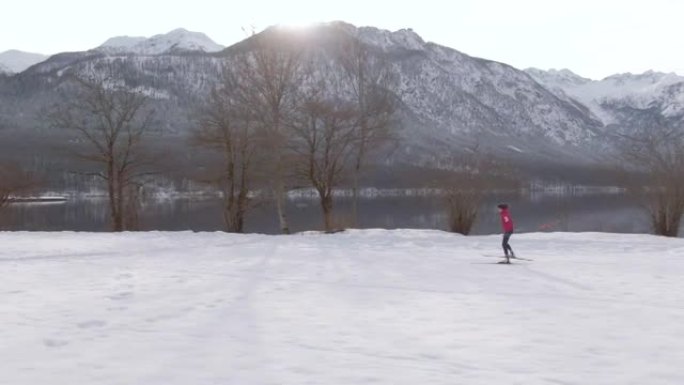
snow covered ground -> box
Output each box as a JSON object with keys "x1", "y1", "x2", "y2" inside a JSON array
[{"x1": 2, "y1": 230, "x2": 684, "y2": 384}]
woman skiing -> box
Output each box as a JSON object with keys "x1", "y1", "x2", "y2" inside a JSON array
[{"x1": 497, "y1": 203, "x2": 515, "y2": 264}]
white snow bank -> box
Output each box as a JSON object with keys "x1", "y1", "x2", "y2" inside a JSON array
[{"x1": 1, "y1": 230, "x2": 683, "y2": 384}]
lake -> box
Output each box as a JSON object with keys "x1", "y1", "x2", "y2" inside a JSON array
[{"x1": 1, "y1": 191, "x2": 671, "y2": 236}]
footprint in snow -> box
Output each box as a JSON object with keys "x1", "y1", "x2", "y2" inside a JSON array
[
  {"x1": 43, "y1": 338, "x2": 69, "y2": 348},
  {"x1": 77, "y1": 320, "x2": 107, "y2": 329},
  {"x1": 107, "y1": 291, "x2": 133, "y2": 301}
]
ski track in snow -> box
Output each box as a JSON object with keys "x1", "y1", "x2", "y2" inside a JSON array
[{"x1": 1, "y1": 230, "x2": 683, "y2": 384}]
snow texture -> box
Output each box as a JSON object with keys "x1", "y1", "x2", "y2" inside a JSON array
[
  {"x1": 357, "y1": 26, "x2": 426, "y2": 52},
  {"x1": 2, "y1": 230, "x2": 683, "y2": 384},
  {"x1": 527, "y1": 68, "x2": 684, "y2": 123},
  {"x1": 0, "y1": 49, "x2": 48, "y2": 73},
  {"x1": 99, "y1": 36, "x2": 148, "y2": 50},
  {"x1": 97, "y1": 28, "x2": 225, "y2": 55}
]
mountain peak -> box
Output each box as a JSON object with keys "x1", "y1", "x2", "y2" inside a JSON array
[
  {"x1": 602, "y1": 70, "x2": 683, "y2": 84},
  {"x1": 255, "y1": 21, "x2": 427, "y2": 53},
  {"x1": 530, "y1": 67, "x2": 684, "y2": 125},
  {"x1": 357, "y1": 25, "x2": 426, "y2": 51},
  {"x1": 97, "y1": 28, "x2": 225, "y2": 55},
  {"x1": 100, "y1": 36, "x2": 147, "y2": 50},
  {"x1": 525, "y1": 68, "x2": 591, "y2": 85},
  {"x1": 167, "y1": 28, "x2": 192, "y2": 34}
]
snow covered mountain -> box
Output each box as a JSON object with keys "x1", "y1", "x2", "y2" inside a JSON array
[
  {"x1": 5, "y1": 22, "x2": 678, "y2": 175},
  {"x1": 341, "y1": 24, "x2": 603, "y2": 163},
  {"x1": 0, "y1": 50, "x2": 48, "y2": 74},
  {"x1": 98, "y1": 36, "x2": 148, "y2": 51},
  {"x1": 0, "y1": 23, "x2": 607, "y2": 170},
  {"x1": 526, "y1": 68, "x2": 684, "y2": 127},
  {"x1": 97, "y1": 28, "x2": 225, "y2": 55}
]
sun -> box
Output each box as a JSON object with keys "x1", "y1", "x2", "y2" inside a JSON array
[
  {"x1": 276, "y1": 21, "x2": 321, "y2": 32},
  {"x1": 280, "y1": 18, "x2": 319, "y2": 29},
  {"x1": 272, "y1": 10, "x2": 325, "y2": 30}
]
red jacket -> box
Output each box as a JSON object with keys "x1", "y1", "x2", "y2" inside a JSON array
[{"x1": 500, "y1": 209, "x2": 514, "y2": 232}]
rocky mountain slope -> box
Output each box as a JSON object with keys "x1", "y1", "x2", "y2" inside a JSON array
[
  {"x1": 1, "y1": 23, "x2": 681, "y2": 177},
  {"x1": 526, "y1": 68, "x2": 684, "y2": 131}
]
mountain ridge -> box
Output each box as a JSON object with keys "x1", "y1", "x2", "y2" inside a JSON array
[
  {"x1": 0, "y1": 49, "x2": 49, "y2": 73},
  {"x1": 526, "y1": 67, "x2": 684, "y2": 126},
  {"x1": 96, "y1": 28, "x2": 225, "y2": 55},
  {"x1": 1, "y1": 22, "x2": 682, "y2": 179}
]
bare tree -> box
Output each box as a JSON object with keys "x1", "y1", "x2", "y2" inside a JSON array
[
  {"x1": 618, "y1": 123, "x2": 684, "y2": 237},
  {"x1": 337, "y1": 36, "x2": 397, "y2": 225},
  {"x1": 444, "y1": 186, "x2": 482, "y2": 235},
  {"x1": 439, "y1": 145, "x2": 515, "y2": 235},
  {"x1": 233, "y1": 31, "x2": 304, "y2": 234},
  {"x1": 49, "y1": 76, "x2": 154, "y2": 232},
  {"x1": 0, "y1": 163, "x2": 35, "y2": 210},
  {"x1": 192, "y1": 68, "x2": 259, "y2": 233},
  {"x1": 292, "y1": 66, "x2": 357, "y2": 232}
]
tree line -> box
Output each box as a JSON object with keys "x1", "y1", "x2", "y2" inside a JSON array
[
  {"x1": 32, "y1": 31, "x2": 397, "y2": 234},
  {"x1": 190, "y1": 31, "x2": 397, "y2": 233},
  {"x1": 0, "y1": 31, "x2": 683, "y2": 237}
]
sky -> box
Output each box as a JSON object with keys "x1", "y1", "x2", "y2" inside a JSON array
[{"x1": 1, "y1": 0, "x2": 683, "y2": 79}]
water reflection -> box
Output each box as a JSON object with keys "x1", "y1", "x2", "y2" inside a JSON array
[{"x1": 1, "y1": 192, "x2": 671, "y2": 236}]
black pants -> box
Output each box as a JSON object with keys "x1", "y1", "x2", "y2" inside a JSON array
[{"x1": 502, "y1": 231, "x2": 514, "y2": 256}]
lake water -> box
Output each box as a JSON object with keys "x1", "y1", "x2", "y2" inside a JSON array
[{"x1": 1, "y1": 192, "x2": 671, "y2": 236}]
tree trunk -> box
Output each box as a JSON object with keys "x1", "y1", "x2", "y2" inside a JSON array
[
  {"x1": 107, "y1": 158, "x2": 124, "y2": 232},
  {"x1": 236, "y1": 164, "x2": 250, "y2": 234},
  {"x1": 351, "y1": 169, "x2": 359, "y2": 228},
  {"x1": 275, "y1": 179, "x2": 290, "y2": 234},
  {"x1": 351, "y1": 132, "x2": 367, "y2": 228},
  {"x1": 223, "y1": 194, "x2": 248, "y2": 234},
  {"x1": 124, "y1": 185, "x2": 140, "y2": 231},
  {"x1": 235, "y1": 199, "x2": 246, "y2": 233},
  {"x1": 274, "y1": 148, "x2": 290, "y2": 234},
  {"x1": 650, "y1": 192, "x2": 684, "y2": 237},
  {"x1": 115, "y1": 172, "x2": 125, "y2": 232},
  {"x1": 321, "y1": 193, "x2": 334, "y2": 232},
  {"x1": 223, "y1": 198, "x2": 237, "y2": 233}
]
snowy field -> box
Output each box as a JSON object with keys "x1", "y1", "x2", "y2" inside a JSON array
[{"x1": 2, "y1": 230, "x2": 684, "y2": 385}]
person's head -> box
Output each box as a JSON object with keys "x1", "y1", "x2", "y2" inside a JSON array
[{"x1": 497, "y1": 203, "x2": 508, "y2": 212}]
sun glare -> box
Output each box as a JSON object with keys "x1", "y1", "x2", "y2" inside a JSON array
[{"x1": 275, "y1": 14, "x2": 323, "y2": 30}]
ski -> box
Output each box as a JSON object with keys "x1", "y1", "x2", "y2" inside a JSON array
[
  {"x1": 485, "y1": 260, "x2": 518, "y2": 265},
  {"x1": 482, "y1": 254, "x2": 533, "y2": 261}
]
